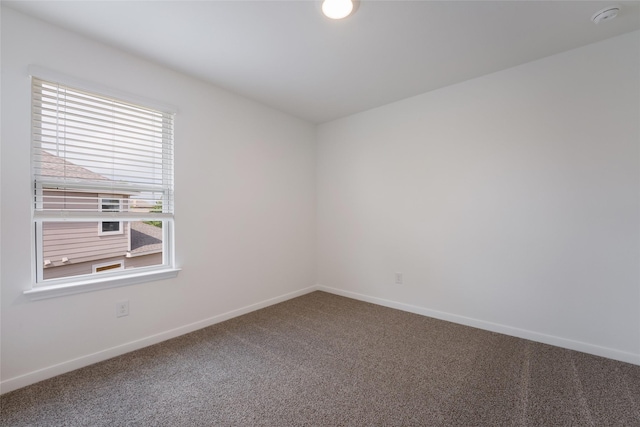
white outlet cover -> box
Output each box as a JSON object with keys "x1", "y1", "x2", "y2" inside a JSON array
[{"x1": 116, "y1": 301, "x2": 129, "y2": 317}]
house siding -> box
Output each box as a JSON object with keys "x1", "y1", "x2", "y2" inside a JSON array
[
  {"x1": 42, "y1": 221, "x2": 129, "y2": 267},
  {"x1": 43, "y1": 253, "x2": 163, "y2": 280},
  {"x1": 43, "y1": 255, "x2": 124, "y2": 280},
  {"x1": 125, "y1": 252, "x2": 162, "y2": 269},
  {"x1": 41, "y1": 189, "x2": 131, "y2": 273},
  {"x1": 42, "y1": 189, "x2": 98, "y2": 212}
]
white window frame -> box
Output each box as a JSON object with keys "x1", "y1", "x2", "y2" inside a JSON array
[
  {"x1": 98, "y1": 196, "x2": 124, "y2": 236},
  {"x1": 26, "y1": 67, "x2": 180, "y2": 300}
]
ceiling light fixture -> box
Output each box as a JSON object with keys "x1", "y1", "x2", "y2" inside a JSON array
[
  {"x1": 591, "y1": 6, "x2": 620, "y2": 24},
  {"x1": 322, "y1": 0, "x2": 355, "y2": 20}
]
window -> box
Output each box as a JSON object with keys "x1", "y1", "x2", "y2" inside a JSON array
[
  {"x1": 29, "y1": 75, "x2": 178, "y2": 298},
  {"x1": 99, "y1": 196, "x2": 123, "y2": 235}
]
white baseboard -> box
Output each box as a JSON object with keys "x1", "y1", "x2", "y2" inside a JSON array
[
  {"x1": 316, "y1": 285, "x2": 640, "y2": 366},
  {"x1": 0, "y1": 286, "x2": 318, "y2": 395}
]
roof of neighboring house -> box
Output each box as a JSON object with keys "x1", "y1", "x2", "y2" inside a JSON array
[
  {"x1": 39, "y1": 150, "x2": 109, "y2": 181},
  {"x1": 130, "y1": 221, "x2": 162, "y2": 255}
]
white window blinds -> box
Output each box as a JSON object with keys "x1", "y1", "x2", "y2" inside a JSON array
[{"x1": 32, "y1": 78, "x2": 174, "y2": 220}]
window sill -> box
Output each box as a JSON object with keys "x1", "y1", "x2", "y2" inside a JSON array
[{"x1": 24, "y1": 268, "x2": 181, "y2": 301}]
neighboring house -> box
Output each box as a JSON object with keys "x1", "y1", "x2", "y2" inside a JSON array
[
  {"x1": 40, "y1": 152, "x2": 163, "y2": 280},
  {"x1": 126, "y1": 221, "x2": 163, "y2": 270}
]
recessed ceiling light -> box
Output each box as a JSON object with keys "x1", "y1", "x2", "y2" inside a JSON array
[
  {"x1": 591, "y1": 6, "x2": 620, "y2": 24},
  {"x1": 322, "y1": 0, "x2": 355, "y2": 20}
]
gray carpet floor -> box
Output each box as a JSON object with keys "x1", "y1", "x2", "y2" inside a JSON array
[{"x1": 1, "y1": 291, "x2": 639, "y2": 426}]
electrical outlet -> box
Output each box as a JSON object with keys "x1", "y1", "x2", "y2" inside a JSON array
[
  {"x1": 395, "y1": 272, "x2": 403, "y2": 285},
  {"x1": 116, "y1": 300, "x2": 129, "y2": 318}
]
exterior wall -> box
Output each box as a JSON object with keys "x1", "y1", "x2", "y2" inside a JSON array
[
  {"x1": 42, "y1": 221, "x2": 129, "y2": 268},
  {"x1": 43, "y1": 256, "x2": 125, "y2": 280},
  {"x1": 42, "y1": 190, "x2": 98, "y2": 211},
  {"x1": 41, "y1": 190, "x2": 130, "y2": 279},
  {"x1": 42, "y1": 253, "x2": 163, "y2": 280},
  {"x1": 125, "y1": 253, "x2": 163, "y2": 269}
]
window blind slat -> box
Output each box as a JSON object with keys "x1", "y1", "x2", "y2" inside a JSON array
[
  {"x1": 35, "y1": 150, "x2": 173, "y2": 173},
  {"x1": 33, "y1": 211, "x2": 174, "y2": 221},
  {"x1": 32, "y1": 102, "x2": 173, "y2": 130},
  {"x1": 32, "y1": 111, "x2": 173, "y2": 140},
  {"x1": 33, "y1": 83, "x2": 174, "y2": 121},
  {"x1": 35, "y1": 179, "x2": 170, "y2": 194},
  {"x1": 34, "y1": 133, "x2": 174, "y2": 158}
]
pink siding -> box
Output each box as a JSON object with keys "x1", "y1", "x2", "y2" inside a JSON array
[
  {"x1": 42, "y1": 221, "x2": 129, "y2": 267},
  {"x1": 40, "y1": 191, "x2": 164, "y2": 280},
  {"x1": 125, "y1": 253, "x2": 162, "y2": 269},
  {"x1": 43, "y1": 253, "x2": 162, "y2": 280},
  {"x1": 42, "y1": 190, "x2": 99, "y2": 211},
  {"x1": 43, "y1": 256, "x2": 123, "y2": 280}
]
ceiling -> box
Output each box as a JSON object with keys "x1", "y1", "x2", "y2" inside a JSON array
[{"x1": 5, "y1": 1, "x2": 640, "y2": 123}]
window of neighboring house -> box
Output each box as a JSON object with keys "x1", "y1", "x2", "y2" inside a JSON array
[
  {"x1": 99, "y1": 196, "x2": 123, "y2": 235},
  {"x1": 28, "y1": 72, "x2": 179, "y2": 299}
]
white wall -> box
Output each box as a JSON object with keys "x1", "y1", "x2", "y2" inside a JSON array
[
  {"x1": 317, "y1": 31, "x2": 640, "y2": 364},
  {"x1": 1, "y1": 7, "x2": 316, "y2": 392}
]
